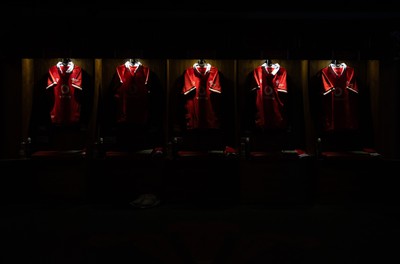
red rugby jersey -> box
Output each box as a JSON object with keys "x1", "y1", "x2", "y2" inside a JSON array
[
  {"x1": 318, "y1": 62, "x2": 359, "y2": 132},
  {"x1": 46, "y1": 61, "x2": 83, "y2": 125},
  {"x1": 251, "y1": 62, "x2": 288, "y2": 130},
  {"x1": 113, "y1": 60, "x2": 150, "y2": 124},
  {"x1": 182, "y1": 62, "x2": 222, "y2": 130}
]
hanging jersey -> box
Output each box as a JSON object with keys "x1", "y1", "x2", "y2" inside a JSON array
[
  {"x1": 318, "y1": 63, "x2": 359, "y2": 132},
  {"x1": 182, "y1": 62, "x2": 222, "y2": 130},
  {"x1": 113, "y1": 61, "x2": 150, "y2": 125},
  {"x1": 251, "y1": 63, "x2": 288, "y2": 130},
  {"x1": 46, "y1": 61, "x2": 83, "y2": 125}
]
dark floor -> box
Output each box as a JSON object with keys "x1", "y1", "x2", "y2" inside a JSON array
[
  {"x1": 2, "y1": 157, "x2": 400, "y2": 264},
  {"x1": 3, "y1": 201, "x2": 400, "y2": 264}
]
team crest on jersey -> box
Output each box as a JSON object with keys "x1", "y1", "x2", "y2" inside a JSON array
[
  {"x1": 334, "y1": 87, "x2": 343, "y2": 97},
  {"x1": 60, "y1": 84, "x2": 71, "y2": 99},
  {"x1": 263, "y1": 85, "x2": 274, "y2": 96}
]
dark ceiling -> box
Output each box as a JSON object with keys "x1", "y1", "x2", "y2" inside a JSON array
[{"x1": 2, "y1": 2, "x2": 400, "y2": 59}]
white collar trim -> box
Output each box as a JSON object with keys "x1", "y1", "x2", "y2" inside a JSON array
[{"x1": 56, "y1": 61, "x2": 74, "y2": 73}]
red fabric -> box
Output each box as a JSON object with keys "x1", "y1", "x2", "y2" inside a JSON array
[
  {"x1": 319, "y1": 63, "x2": 359, "y2": 132},
  {"x1": 113, "y1": 63, "x2": 150, "y2": 124},
  {"x1": 182, "y1": 64, "x2": 222, "y2": 130},
  {"x1": 252, "y1": 64, "x2": 288, "y2": 130},
  {"x1": 46, "y1": 63, "x2": 83, "y2": 124},
  {"x1": 224, "y1": 146, "x2": 238, "y2": 155}
]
